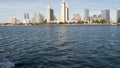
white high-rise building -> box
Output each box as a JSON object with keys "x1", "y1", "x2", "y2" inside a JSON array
[
  {"x1": 61, "y1": 0, "x2": 69, "y2": 23},
  {"x1": 84, "y1": 9, "x2": 89, "y2": 22},
  {"x1": 117, "y1": 9, "x2": 120, "y2": 23},
  {"x1": 47, "y1": 5, "x2": 54, "y2": 23},
  {"x1": 9, "y1": 16, "x2": 17, "y2": 24},
  {"x1": 101, "y1": 9, "x2": 110, "y2": 23},
  {"x1": 32, "y1": 12, "x2": 44, "y2": 23}
]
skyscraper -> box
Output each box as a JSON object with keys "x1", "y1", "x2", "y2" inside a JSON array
[
  {"x1": 84, "y1": 9, "x2": 89, "y2": 22},
  {"x1": 32, "y1": 12, "x2": 44, "y2": 23},
  {"x1": 23, "y1": 13, "x2": 30, "y2": 24},
  {"x1": 117, "y1": 9, "x2": 120, "y2": 23},
  {"x1": 24, "y1": 13, "x2": 29, "y2": 19},
  {"x1": 61, "y1": 0, "x2": 69, "y2": 23},
  {"x1": 47, "y1": 5, "x2": 54, "y2": 23},
  {"x1": 101, "y1": 9, "x2": 110, "y2": 23}
]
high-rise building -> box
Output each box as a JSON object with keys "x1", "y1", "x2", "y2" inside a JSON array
[
  {"x1": 84, "y1": 9, "x2": 89, "y2": 22},
  {"x1": 61, "y1": 0, "x2": 69, "y2": 23},
  {"x1": 9, "y1": 16, "x2": 17, "y2": 24},
  {"x1": 32, "y1": 12, "x2": 44, "y2": 23},
  {"x1": 101, "y1": 9, "x2": 110, "y2": 23},
  {"x1": 117, "y1": 9, "x2": 120, "y2": 23},
  {"x1": 23, "y1": 13, "x2": 30, "y2": 24},
  {"x1": 24, "y1": 13, "x2": 29, "y2": 19},
  {"x1": 73, "y1": 13, "x2": 81, "y2": 21},
  {"x1": 47, "y1": 5, "x2": 54, "y2": 23}
]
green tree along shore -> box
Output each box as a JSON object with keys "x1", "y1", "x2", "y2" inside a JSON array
[{"x1": 0, "y1": 20, "x2": 120, "y2": 26}]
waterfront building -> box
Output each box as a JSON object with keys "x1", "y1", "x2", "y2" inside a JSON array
[
  {"x1": 24, "y1": 13, "x2": 29, "y2": 19},
  {"x1": 9, "y1": 16, "x2": 17, "y2": 24},
  {"x1": 32, "y1": 12, "x2": 44, "y2": 23},
  {"x1": 47, "y1": 5, "x2": 54, "y2": 23},
  {"x1": 117, "y1": 9, "x2": 120, "y2": 23},
  {"x1": 23, "y1": 13, "x2": 30, "y2": 24},
  {"x1": 89, "y1": 16, "x2": 93, "y2": 23},
  {"x1": 90, "y1": 15, "x2": 102, "y2": 23},
  {"x1": 23, "y1": 19, "x2": 30, "y2": 24},
  {"x1": 61, "y1": 0, "x2": 69, "y2": 23},
  {"x1": 84, "y1": 9, "x2": 89, "y2": 22},
  {"x1": 101, "y1": 9, "x2": 110, "y2": 23},
  {"x1": 73, "y1": 13, "x2": 81, "y2": 22},
  {"x1": 98, "y1": 15, "x2": 102, "y2": 21},
  {"x1": 93, "y1": 15, "x2": 98, "y2": 21},
  {"x1": 55, "y1": 16, "x2": 61, "y2": 23}
]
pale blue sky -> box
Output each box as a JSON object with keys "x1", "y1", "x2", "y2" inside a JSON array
[{"x1": 0, "y1": 0, "x2": 120, "y2": 23}]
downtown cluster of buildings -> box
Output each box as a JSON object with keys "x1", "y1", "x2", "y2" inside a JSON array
[{"x1": 9, "y1": 0, "x2": 120, "y2": 24}]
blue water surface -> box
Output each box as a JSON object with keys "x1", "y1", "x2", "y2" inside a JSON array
[{"x1": 0, "y1": 25, "x2": 120, "y2": 68}]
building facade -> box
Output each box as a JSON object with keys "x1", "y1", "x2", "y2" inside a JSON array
[
  {"x1": 32, "y1": 12, "x2": 44, "y2": 23},
  {"x1": 84, "y1": 9, "x2": 89, "y2": 22},
  {"x1": 117, "y1": 9, "x2": 120, "y2": 23},
  {"x1": 23, "y1": 13, "x2": 30, "y2": 24},
  {"x1": 9, "y1": 16, "x2": 17, "y2": 24},
  {"x1": 101, "y1": 9, "x2": 110, "y2": 23},
  {"x1": 92, "y1": 15, "x2": 98, "y2": 21},
  {"x1": 24, "y1": 13, "x2": 29, "y2": 19},
  {"x1": 73, "y1": 13, "x2": 81, "y2": 21},
  {"x1": 98, "y1": 15, "x2": 102, "y2": 21},
  {"x1": 61, "y1": 0, "x2": 69, "y2": 23},
  {"x1": 47, "y1": 5, "x2": 54, "y2": 23}
]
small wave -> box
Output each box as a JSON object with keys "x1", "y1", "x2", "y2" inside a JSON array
[
  {"x1": 0, "y1": 59, "x2": 15, "y2": 68},
  {"x1": 0, "y1": 48, "x2": 15, "y2": 68}
]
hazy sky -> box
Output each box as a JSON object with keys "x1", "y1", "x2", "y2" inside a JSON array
[{"x1": 0, "y1": 0, "x2": 120, "y2": 23}]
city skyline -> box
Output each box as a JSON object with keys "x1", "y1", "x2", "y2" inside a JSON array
[{"x1": 0, "y1": 0, "x2": 120, "y2": 23}]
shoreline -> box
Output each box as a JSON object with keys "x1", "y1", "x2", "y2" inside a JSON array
[
  {"x1": 0, "y1": 24, "x2": 120, "y2": 26},
  {"x1": 0, "y1": 23, "x2": 119, "y2": 26}
]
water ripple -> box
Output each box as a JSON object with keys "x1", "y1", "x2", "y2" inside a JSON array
[{"x1": 0, "y1": 26, "x2": 120, "y2": 68}]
